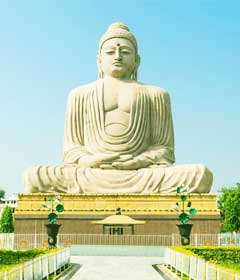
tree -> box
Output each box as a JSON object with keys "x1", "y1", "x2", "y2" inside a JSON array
[
  {"x1": 218, "y1": 183, "x2": 240, "y2": 232},
  {"x1": 0, "y1": 190, "x2": 5, "y2": 200},
  {"x1": 0, "y1": 206, "x2": 14, "y2": 233}
]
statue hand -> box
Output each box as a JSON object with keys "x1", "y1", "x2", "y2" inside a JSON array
[
  {"x1": 112, "y1": 155, "x2": 151, "y2": 170},
  {"x1": 78, "y1": 153, "x2": 120, "y2": 168},
  {"x1": 116, "y1": 154, "x2": 133, "y2": 162},
  {"x1": 99, "y1": 155, "x2": 133, "y2": 169}
]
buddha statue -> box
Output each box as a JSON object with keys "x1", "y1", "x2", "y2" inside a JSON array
[{"x1": 23, "y1": 22, "x2": 213, "y2": 194}]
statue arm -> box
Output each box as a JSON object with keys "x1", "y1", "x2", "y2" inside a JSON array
[
  {"x1": 136, "y1": 146, "x2": 174, "y2": 167},
  {"x1": 63, "y1": 89, "x2": 90, "y2": 165},
  {"x1": 63, "y1": 87, "x2": 120, "y2": 167},
  {"x1": 138, "y1": 90, "x2": 175, "y2": 166}
]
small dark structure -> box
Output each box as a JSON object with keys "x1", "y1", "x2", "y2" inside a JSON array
[{"x1": 45, "y1": 224, "x2": 61, "y2": 247}]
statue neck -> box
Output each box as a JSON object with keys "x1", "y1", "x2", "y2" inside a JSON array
[{"x1": 103, "y1": 76, "x2": 133, "y2": 83}]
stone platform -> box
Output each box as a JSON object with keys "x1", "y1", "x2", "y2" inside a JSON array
[{"x1": 14, "y1": 193, "x2": 220, "y2": 235}]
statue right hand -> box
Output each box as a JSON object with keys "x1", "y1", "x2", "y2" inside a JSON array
[
  {"x1": 78, "y1": 153, "x2": 120, "y2": 168},
  {"x1": 99, "y1": 154, "x2": 133, "y2": 169}
]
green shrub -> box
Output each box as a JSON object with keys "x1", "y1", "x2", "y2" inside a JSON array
[
  {"x1": 0, "y1": 248, "x2": 59, "y2": 270},
  {"x1": 172, "y1": 246, "x2": 240, "y2": 272},
  {"x1": 0, "y1": 206, "x2": 14, "y2": 233},
  {"x1": 185, "y1": 246, "x2": 240, "y2": 264},
  {"x1": 0, "y1": 190, "x2": 5, "y2": 200},
  {"x1": 218, "y1": 183, "x2": 240, "y2": 232}
]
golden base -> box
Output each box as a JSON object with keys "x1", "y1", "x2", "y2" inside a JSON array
[
  {"x1": 15, "y1": 193, "x2": 219, "y2": 216},
  {"x1": 14, "y1": 193, "x2": 220, "y2": 234}
]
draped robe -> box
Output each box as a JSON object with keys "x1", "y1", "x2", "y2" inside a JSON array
[{"x1": 23, "y1": 80, "x2": 213, "y2": 193}]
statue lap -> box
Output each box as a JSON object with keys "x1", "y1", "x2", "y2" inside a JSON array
[{"x1": 23, "y1": 163, "x2": 212, "y2": 194}]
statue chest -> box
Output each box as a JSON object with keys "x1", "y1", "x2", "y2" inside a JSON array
[
  {"x1": 103, "y1": 88, "x2": 132, "y2": 113},
  {"x1": 103, "y1": 88, "x2": 134, "y2": 136}
]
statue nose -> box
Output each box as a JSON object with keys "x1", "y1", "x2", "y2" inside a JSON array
[{"x1": 115, "y1": 50, "x2": 122, "y2": 60}]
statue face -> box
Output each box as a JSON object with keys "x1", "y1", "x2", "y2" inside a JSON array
[{"x1": 99, "y1": 38, "x2": 136, "y2": 79}]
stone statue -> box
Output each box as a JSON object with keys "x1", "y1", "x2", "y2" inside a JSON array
[{"x1": 23, "y1": 22, "x2": 213, "y2": 194}]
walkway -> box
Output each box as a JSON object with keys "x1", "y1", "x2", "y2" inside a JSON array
[{"x1": 70, "y1": 256, "x2": 165, "y2": 280}]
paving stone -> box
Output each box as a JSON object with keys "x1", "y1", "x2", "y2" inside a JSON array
[{"x1": 70, "y1": 256, "x2": 165, "y2": 280}]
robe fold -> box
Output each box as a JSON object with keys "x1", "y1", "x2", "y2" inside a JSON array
[{"x1": 23, "y1": 80, "x2": 213, "y2": 194}]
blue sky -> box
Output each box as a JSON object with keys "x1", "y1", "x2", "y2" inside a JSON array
[{"x1": 0, "y1": 0, "x2": 239, "y2": 195}]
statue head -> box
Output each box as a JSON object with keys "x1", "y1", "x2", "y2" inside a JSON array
[{"x1": 97, "y1": 22, "x2": 141, "y2": 80}]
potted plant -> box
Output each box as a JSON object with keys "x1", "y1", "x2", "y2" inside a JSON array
[
  {"x1": 174, "y1": 186, "x2": 197, "y2": 245},
  {"x1": 42, "y1": 195, "x2": 64, "y2": 248}
]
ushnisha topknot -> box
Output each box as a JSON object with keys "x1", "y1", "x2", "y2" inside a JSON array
[{"x1": 98, "y1": 22, "x2": 138, "y2": 54}]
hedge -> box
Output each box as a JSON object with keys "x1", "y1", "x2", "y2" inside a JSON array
[
  {"x1": 172, "y1": 246, "x2": 240, "y2": 272},
  {"x1": 0, "y1": 248, "x2": 59, "y2": 270}
]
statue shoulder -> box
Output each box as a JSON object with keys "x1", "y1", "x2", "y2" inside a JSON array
[
  {"x1": 68, "y1": 81, "x2": 97, "y2": 100},
  {"x1": 140, "y1": 83, "x2": 171, "y2": 102}
]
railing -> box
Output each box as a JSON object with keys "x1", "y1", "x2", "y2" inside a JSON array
[
  {"x1": 0, "y1": 248, "x2": 70, "y2": 280},
  {"x1": 0, "y1": 232, "x2": 240, "y2": 250},
  {"x1": 0, "y1": 233, "x2": 14, "y2": 250},
  {"x1": 165, "y1": 247, "x2": 240, "y2": 280},
  {"x1": 58, "y1": 233, "x2": 173, "y2": 247},
  {"x1": 14, "y1": 234, "x2": 48, "y2": 250}
]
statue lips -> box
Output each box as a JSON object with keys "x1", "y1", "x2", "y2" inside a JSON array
[{"x1": 113, "y1": 61, "x2": 123, "y2": 67}]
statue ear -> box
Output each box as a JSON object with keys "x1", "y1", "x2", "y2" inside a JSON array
[
  {"x1": 131, "y1": 55, "x2": 141, "y2": 81},
  {"x1": 97, "y1": 54, "x2": 101, "y2": 67},
  {"x1": 135, "y1": 54, "x2": 141, "y2": 69},
  {"x1": 97, "y1": 55, "x2": 103, "y2": 79}
]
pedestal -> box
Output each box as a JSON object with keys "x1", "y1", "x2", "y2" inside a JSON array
[{"x1": 14, "y1": 193, "x2": 220, "y2": 235}]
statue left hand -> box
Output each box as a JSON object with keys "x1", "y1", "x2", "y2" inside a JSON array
[{"x1": 111, "y1": 155, "x2": 152, "y2": 170}]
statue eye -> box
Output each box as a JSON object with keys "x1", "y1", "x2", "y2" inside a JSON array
[
  {"x1": 120, "y1": 48, "x2": 132, "y2": 55},
  {"x1": 121, "y1": 51, "x2": 130, "y2": 54},
  {"x1": 105, "y1": 50, "x2": 115, "y2": 55}
]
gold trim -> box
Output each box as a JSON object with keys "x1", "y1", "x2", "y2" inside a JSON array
[{"x1": 15, "y1": 193, "x2": 219, "y2": 216}]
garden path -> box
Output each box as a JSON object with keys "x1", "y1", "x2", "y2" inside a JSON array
[{"x1": 70, "y1": 256, "x2": 165, "y2": 280}]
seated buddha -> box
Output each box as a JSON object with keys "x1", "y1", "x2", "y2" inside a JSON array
[{"x1": 23, "y1": 22, "x2": 213, "y2": 194}]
